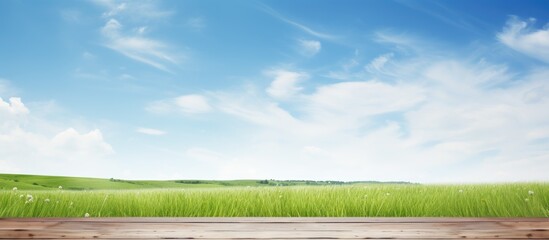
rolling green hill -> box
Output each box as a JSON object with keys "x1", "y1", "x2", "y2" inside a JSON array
[
  {"x1": 0, "y1": 173, "x2": 412, "y2": 190},
  {"x1": 0, "y1": 174, "x2": 260, "y2": 190}
]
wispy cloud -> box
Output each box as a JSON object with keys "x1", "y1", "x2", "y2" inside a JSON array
[
  {"x1": 260, "y1": 4, "x2": 338, "y2": 40},
  {"x1": 365, "y1": 53, "x2": 394, "y2": 73},
  {"x1": 325, "y1": 50, "x2": 362, "y2": 81},
  {"x1": 497, "y1": 16, "x2": 549, "y2": 64},
  {"x1": 92, "y1": 0, "x2": 174, "y2": 20},
  {"x1": 213, "y1": 92, "x2": 301, "y2": 130},
  {"x1": 298, "y1": 39, "x2": 321, "y2": 57},
  {"x1": 186, "y1": 17, "x2": 206, "y2": 30},
  {"x1": 60, "y1": 9, "x2": 82, "y2": 23},
  {"x1": 395, "y1": 0, "x2": 491, "y2": 35},
  {"x1": 136, "y1": 127, "x2": 166, "y2": 136},
  {"x1": 93, "y1": 1, "x2": 180, "y2": 72},
  {"x1": 374, "y1": 31, "x2": 429, "y2": 54},
  {"x1": 101, "y1": 19, "x2": 178, "y2": 72},
  {"x1": 82, "y1": 51, "x2": 95, "y2": 60}
]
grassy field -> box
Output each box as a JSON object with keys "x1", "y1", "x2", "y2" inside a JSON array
[
  {"x1": 0, "y1": 173, "x2": 406, "y2": 191},
  {"x1": 0, "y1": 174, "x2": 547, "y2": 217}
]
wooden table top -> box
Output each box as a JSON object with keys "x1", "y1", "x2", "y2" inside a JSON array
[{"x1": 1, "y1": 217, "x2": 548, "y2": 239}]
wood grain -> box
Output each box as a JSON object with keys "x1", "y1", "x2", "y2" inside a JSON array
[{"x1": 0, "y1": 218, "x2": 547, "y2": 239}]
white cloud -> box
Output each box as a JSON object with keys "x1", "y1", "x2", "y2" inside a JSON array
[
  {"x1": 210, "y1": 75, "x2": 424, "y2": 139},
  {"x1": 175, "y1": 94, "x2": 212, "y2": 114},
  {"x1": 102, "y1": 2, "x2": 127, "y2": 18},
  {"x1": 266, "y1": 70, "x2": 308, "y2": 99},
  {"x1": 0, "y1": 97, "x2": 29, "y2": 115},
  {"x1": 147, "y1": 94, "x2": 212, "y2": 114},
  {"x1": 498, "y1": 16, "x2": 549, "y2": 63},
  {"x1": 140, "y1": 18, "x2": 549, "y2": 182},
  {"x1": 102, "y1": 18, "x2": 122, "y2": 34},
  {"x1": 173, "y1": 58, "x2": 549, "y2": 182},
  {"x1": 135, "y1": 26, "x2": 148, "y2": 35},
  {"x1": 50, "y1": 128, "x2": 114, "y2": 158},
  {"x1": 136, "y1": 127, "x2": 166, "y2": 136},
  {"x1": 308, "y1": 81, "x2": 424, "y2": 117},
  {"x1": 0, "y1": 97, "x2": 114, "y2": 176},
  {"x1": 298, "y1": 39, "x2": 321, "y2": 56},
  {"x1": 366, "y1": 53, "x2": 394, "y2": 72},
  {"x1": 119, "y1": 73, "x2": 135, "y2": 80}
]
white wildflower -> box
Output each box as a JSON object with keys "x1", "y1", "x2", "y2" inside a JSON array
[
  {"x1": 458, "y1": 189, "x2": 463, "y2": 193},
  {"x1": 528, "y1": 190, "x2": 534, "y2": 195},
  {"x1": 19, "y1": 194, "x2": 24, "y2": 198},
  {"x1": 12, "y1": 187, "x2": 17, "y2": 191},
  {"x1": 84, "y1": 213, "x2": 90, "y2": 218},
  {"x1": 58, "y1": 186, "x2": 63, "y2": 190},
  {"x1": 44, "y1": 199, "x2": 50, "y2": 203}
]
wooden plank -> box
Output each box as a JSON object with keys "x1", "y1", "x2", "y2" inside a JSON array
[
  {"x1": 2, "y1": 217, "x2": 548, "y2": 222},
  {"x1": 7, "y1": 239, "x2": 532, "y2": 240},
  {"x1": 1, "y1": 229, "x2": 547, "y2": 239},
  {"x1": 0, "y1": 218, "x2": 547, "y2": 239},
  {"x1": 2, "y1": 221, "x2": 549, "y2": 230}
]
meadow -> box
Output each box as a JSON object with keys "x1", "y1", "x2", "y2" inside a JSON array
[{"x1": 0, "y1": 174, "x2": 547, "y2": 217}]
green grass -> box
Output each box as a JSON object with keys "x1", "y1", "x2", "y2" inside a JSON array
[{"x1": 1, "y1": 183, "x2": 548, "y2": 217}]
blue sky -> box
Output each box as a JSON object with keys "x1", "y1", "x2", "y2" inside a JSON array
[{"x1": 1, "y1": 0, "x2": 549, "y2": 182}]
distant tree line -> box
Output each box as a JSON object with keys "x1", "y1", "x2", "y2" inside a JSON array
[
  {"x1": 175, "y1": 180, "x2": 203, "y2": 184},
  {"x1": 109, "y1": 178, "x2": 138, "y2": 184}
]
